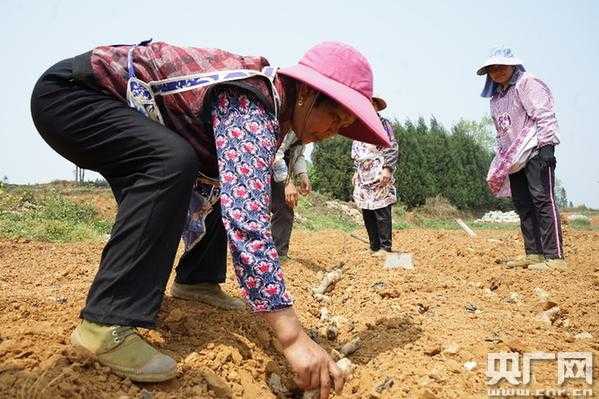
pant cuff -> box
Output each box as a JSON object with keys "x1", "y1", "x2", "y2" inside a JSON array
[{"x1": 80, "y1": 309, "x2": 156, "y2": 329}]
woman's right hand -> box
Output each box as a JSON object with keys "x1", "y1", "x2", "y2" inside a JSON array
[
  {"x1": 283, "y1": 331, "x2": 344, "y2": 398},
  {"x1": 260, "y1": 308, "x2": 345, "y2": 398}
]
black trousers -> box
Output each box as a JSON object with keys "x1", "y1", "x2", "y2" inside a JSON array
[
  {"x1": 31, "y1": 58, "x2": 209, "y2": 328},
  {"x1": 175, "y1": 204, "x2": 228, "y2": 284},
  {"x1": 271, "y1": 179, "x2": 294, "y2": 258},
  {"x1": 361, "y1": 204, "x2": 392, "y2": 252},
  {"x1": 509, "y1": 152, "x2": 564, "y2": 259}
]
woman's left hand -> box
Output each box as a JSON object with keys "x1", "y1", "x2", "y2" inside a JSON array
[
  {"x1": 379, "y1": 167, "x2": 392, "y2": 186},
  {"x1": 285, "y1": 181, "x2": 299, "y2": 208}
]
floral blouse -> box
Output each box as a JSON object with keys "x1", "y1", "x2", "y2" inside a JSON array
[
  {"x1": 351, "y1": 117, "x2": 399, "y2": 210},
  {"x1": 184, "y1": 86, "x2": 293, "y2": 312}
]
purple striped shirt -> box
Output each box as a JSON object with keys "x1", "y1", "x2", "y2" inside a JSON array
[{"x1": 486, "y1": 72, "x2": 560, "y2": 196}]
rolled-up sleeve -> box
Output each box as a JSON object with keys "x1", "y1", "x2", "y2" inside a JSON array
[
  {"x1": 210, "y1": 86, "x2": 293, "y2": 312},
  {"x1": 517, "y1": 76, "x2": 560, "y2": 147}
]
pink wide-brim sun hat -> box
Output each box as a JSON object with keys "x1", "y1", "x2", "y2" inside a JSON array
[{"x1": 278, "y1": 41, "x2": 390, "y2": 147}]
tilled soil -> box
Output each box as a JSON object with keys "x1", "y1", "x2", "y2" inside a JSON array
[{"x1": 0, "y1": 224, "x2": 597, "y2": 398}]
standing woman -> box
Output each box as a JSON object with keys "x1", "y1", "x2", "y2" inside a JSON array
[
  {"x1": 478, "y1": 46, "x2": 565, "y2": 270},
  {"x1": 352, "y1": 97, "x2": 399, "y2": 255},
  {"x1": 31, "y1": 40, "x2": 389, "y2": 397}
]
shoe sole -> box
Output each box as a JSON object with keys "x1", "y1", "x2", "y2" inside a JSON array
[{"x1": 70, "y1": 330, "x2": 177, "y2": 383}]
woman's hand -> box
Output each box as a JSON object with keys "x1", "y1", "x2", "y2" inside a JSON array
[
  {"x1": 298, "y1": 173, "x2": 312, "y2": 196},
  {"x1": 379, "y1": 167, "x2": 392, "y2": 186},
  {"x1": 260, "y1": 308, "x2": 345, "y2": 399},
  {"x1": 285, "y1": 181, "x2": 299, "y2": 208}
]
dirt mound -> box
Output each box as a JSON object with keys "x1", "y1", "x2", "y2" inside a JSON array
[{"x1": 1, "y1": 226, "x2": 598, "y2": 398}]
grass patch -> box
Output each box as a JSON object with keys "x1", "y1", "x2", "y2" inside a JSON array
[
  {"x1": 0, "y1": 186, "x2": 111, "y2": 242},
  {"x1": 295, "y1": 192, "x2": 358, "y2": 232},
  {"x1": 569, "y1": 218, "x2": 593, "y2": 230}
]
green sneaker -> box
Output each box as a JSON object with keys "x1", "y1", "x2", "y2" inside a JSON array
[
  {"x1": 170, "y1": 282, "x2": 245, "y2": 310},
  {"x1": 71, "y1": 320, "x2": 177, "y2": 382},
  {"x1": 528, "y1": 258, "x2": 568, "y2": 271},
  {"x1": 505, "y1": 254, "x2": 544, "y2": 268}
]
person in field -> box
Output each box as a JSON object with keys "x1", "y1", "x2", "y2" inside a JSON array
[
  {"x1": 478, "y1": 46, "x2": 565, "y2": 270},
  {"x1": 31, "y1": 40, "x2": 390, "y2": 398}
]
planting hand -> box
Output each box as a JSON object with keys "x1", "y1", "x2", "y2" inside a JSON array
[{"x1": 261, "y1": 308, "x2": 345, "y2": 398}]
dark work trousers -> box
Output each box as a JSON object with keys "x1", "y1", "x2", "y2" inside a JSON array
[
  {"x1": 31, "y1": 58, "x2": 201, "y2": 328},
  {"x1": 361, "y1": 204, "x2": 392, "y2": 252},
  {"x1": 509, "y1": 153, "x2": 564, "y2": 259},
  {"x1": 271, "y1": 179, "x2": 294, "y2": 258},
  {"x1": 175, "y1": 203, "x2": 227, "y2": 284}
]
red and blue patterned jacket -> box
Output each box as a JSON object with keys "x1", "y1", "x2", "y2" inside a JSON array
[{"x1": 89, "y1": 41, "x2": 282, "y2": 177}]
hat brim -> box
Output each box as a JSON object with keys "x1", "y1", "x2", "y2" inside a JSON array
[
  {"x1": 277, "y1": 64, "x2": 390, "y2": 147},
  {"x1": 372, "y1": 96, "x2": 387, "y2": 111},
  {"x1": 476, "y1": 56, "x2": 524, "y2": 75}
]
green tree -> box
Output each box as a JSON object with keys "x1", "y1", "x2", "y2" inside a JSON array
[
  {"x1": 554, "y1": 178, "x2": 569, "y2": 209},
  {"x1": 453, "y1": 116, "x2": 496, "y2": 153},
  {"x1": 311, "y1": 117, "x2": 510, "y2": 211}
]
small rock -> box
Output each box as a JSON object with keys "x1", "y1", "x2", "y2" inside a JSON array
[
  {"x1": 340, "y1": 337, "x2": 361, "y2": 356},
  {"x1": 418, "y1": 375, "x2": 433, "y2": 386},
  {"x1": 542, "y1": 301, "x2": 559, "y2": 311},
  {"x1": 464, "y1": 360, "x2": 477, "y2": 371},
  {"x1": 443, "y1": 342, "x2": 459, "y2": 355},
  {"x1": 465, "y1": 303, "x2": 477, "y2": 313},
  {"x1": 533, "y1": 287, "x2": 550, "y2": 302},
  {"x1": 375, "y1": 376, "x2": 394, "y2": 393},
  {"x1": 267, "y1": 373, "x2": 287, "y2": 395},
  {"x1": 336, "y1": 358, "x2": 355, "y2": 377},
  {"x1": 184, "y1": 352, "x2": 201, "y2": 366},
  {"x1": 141, "y1": 389, "x2": 153, "y2": 399},
  {"x1": 319, "y1": 308, "x2": 330, "y2": 322},
  {"x1": 418, "y1": 388, "x2": 438, "y2": 399},
  {"x1": 574, "y1": 332, "x2": 593, "y2": 340},
  {"x1": 201, "y1": 369, "x2": 233, "y2": 398},
  {"x1": 424, "y1": 343, "x2": 441, "y2": 356},
  {"x1": 506, "y1": 292, "x2": 522, "y2": 304},
  {"x1": 535, "y1": 306, "x2": 560, "y2": 325}
]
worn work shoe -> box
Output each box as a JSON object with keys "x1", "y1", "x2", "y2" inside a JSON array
[
  {"x1": 528, "y1": 258, "x2": 568, "y2": 271},
  {"x1": 170, "y1": 282, "x2": 245, "y2": 310},
  {"x1": 371, "y1": 249, "x2": 391, "y2": 258},
  {"x1": 71, "y1": 320, "x2": 177, "y2": 382},
  {"x1": 505, "y1": 254, "x2": 545, "y2": 268}
]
